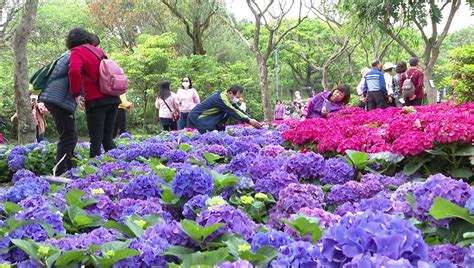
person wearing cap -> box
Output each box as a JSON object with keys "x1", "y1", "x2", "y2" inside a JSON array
[
  {"x1": 363, "y1": 59, "x2": 387, "y2": 111},
  {"x1": 155, "y1": 80, "x2": 179, "y2": 131},
  {"x1": 187, "y1": 85, "x2": 262, "y2": 134},
  {"x1": 383, "y1": 62, "x2": 397, "y2": 107}
]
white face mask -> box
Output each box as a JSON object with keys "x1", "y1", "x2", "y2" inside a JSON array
[
  {"x1": 182, "y1": 82, "x2": 190, "y2": 88},
  {"x1": 232, "y1": 97, "x2": 239, "y2": 104}
]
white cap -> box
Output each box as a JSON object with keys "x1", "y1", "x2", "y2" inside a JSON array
[{"x1": 383, "y1": 62, "x2": 396, "y2": 70}]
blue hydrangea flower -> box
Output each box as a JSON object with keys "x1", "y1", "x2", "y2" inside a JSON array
[
  {"x1": 47, "y1": 228, "x2": 116, "y2": 251},
  {"x1": 197, "y1": 205, "x2": 255, "y2": 241},
  {"x1": 254, "y1": 170, "x2": 298, "y2": 197},
  {"x1": 143, "y1": 220, "x2": 192, "y2": 248},
  {"x1": 320, "y1": 211, "x2": 428, "y2": 266},
  {"x1": 250, "y1": 230, "x2": 293, "y2": 252},
  {"x1": 171, "y1": 165, "x2": 214, "y2": 199},
  {"x1": 7, "y1": 154, "x2": 26, "y2": 172},
  {"x1": 464, "y1": 245, "x2": 474, "y2": 267},
  {"x1": 182, "y1": 194, "x2": 209, "y2": 220},
  {"x1": 465, "y1": 194, "x2": 474, "y2": 215},
  {"x1": 320, "y1": 157, "x2": 354, "y2": 185},
  {"x1": 164, "y1": 149, "x2": 188, "y2": 163},
  {"x1": 270, "y1": 241, "x2": 321, "y2": 267},
  {"x1": 285, "y1": 152, "x2": 325, "y2": 180},
  {"x1": 228, "y1": 152, "x2": 255, "y2": 175},
  {"x1": 356, "y1": 194, "x2": 394, "y2": 214},
  {"x1": 12, "y1": 169, "x2": 35, "y2": 182},
  {"x1": 111, "y1": 198, "x2": 167, "y2": 222},
  {"x1": 118, "y1": 174, "x2": 164, "y2": 200},
  {"x1": 3, "y1": 176, "x2": 50, "y2": 203},
  {"x1": 248, "y1": 154, "x2": 281, "y2": 181},
  {"x1": 215, "y1": 260, "x2": 253, "y2": 268},
  {"x1": 428, "y1": 244, "x2": 467, "y2": 267},
  {"x1": 412, "y1": 174, "x2": 473, "y2": 225},
  {"x1": 344, "y1": 253, "x2": 415, "y2": 267}
]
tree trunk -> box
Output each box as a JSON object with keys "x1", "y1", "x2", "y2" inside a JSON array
[
  {"x1": 12, "y1": 0, "x2": 38, "y2": 144},
  {"x1": 424, "y1": 67, "x2": 437, "y2": 104},
  {"x1": 193, "y1": 29, "x2": 206, "y2": 55},
  {"x1": 321, "y1": 66, "x2": 330, "y2": 91},
  {"x1": 257, "y1": 57, "x2": 272, "y2": 121}
]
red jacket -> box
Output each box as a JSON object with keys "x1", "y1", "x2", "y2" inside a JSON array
[
  {"x1": 68, "y1": 45, "x2": 120, "y2": 109},
  {"x1": 400, "y1": 67, "x2": 424, "y2": 100}
]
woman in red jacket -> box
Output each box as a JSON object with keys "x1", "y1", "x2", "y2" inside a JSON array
[{"x1": 67, "y1": 28, "x2": 121, "y2": 158}]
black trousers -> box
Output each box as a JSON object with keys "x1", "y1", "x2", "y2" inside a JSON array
[
  {"x1": 367, "y1": 91, "x2": 387, "y2": 111},
  {"x1": 44, "y1": 103, "x2": 77, "y2": 175},
  {"x1": 160, "y1": 117, "x2": 177, "y2": 131},
  {"x1": 113, "y1": 108, "x2": 127, "y2": 137},
  {"x1": 404, "y1": 98, "x2": 423, "y2": 106},
  {"x1": 86, "y1": 104, "x2": 118, "y2": 158}
]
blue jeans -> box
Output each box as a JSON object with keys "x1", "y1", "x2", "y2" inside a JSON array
[{"x1": 178, "y1": 112, "x2": 189, "y2": 130}]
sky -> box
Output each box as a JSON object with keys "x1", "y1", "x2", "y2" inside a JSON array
[{"x1": 226, "y1": 0, "x2": 474, "y2": 33}]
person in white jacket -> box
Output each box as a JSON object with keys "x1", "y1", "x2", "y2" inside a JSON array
[{"x1": 383, "y1": 62, "x2": 396, "y2": 107}]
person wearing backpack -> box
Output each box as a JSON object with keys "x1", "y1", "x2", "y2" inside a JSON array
[
  {"x1": 68, "y1": 28, "x2": 122, "y2": 158},
  {"x1": 400, "y1": 57, "x2": 424, "y2": 106},
  {"x1": 363, "y1": 59, "x2": 387, "y2": 111},
  {"x1": 155, "y1": 80, "x2": 180, "y2": 131},
  {"x1": 393, "y1": 61, "x2": 408, "y2": 107}
]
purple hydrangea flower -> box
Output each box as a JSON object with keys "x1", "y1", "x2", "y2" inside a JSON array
[
  {"x1": 7, "y1": 154, "x2": 26, "y2": 172},
  {"x1": 269, "y1": 183, "x2": 325, "y2": 229},
  {"x1": 237, "y1": 176, "x2": 254, "y2": 191},
  {"x1": 198, "y1": 144, "x2": 229, "y2": 156},
  {"x1": 10, "y1": 146, "x2": 30, "y2": 155},
  {"x1": 344, "y1": 253, "x2": 414, "y2": 267},
  {"x1": 182, "y1": 194, "x2": 209, "y2": 220},
  {"x1": 412, "y1": 174, "x2": 473, "y2": 225},
  {"x1": 248, "y1": 155, "x2": 281, "y2": 181},
  {"x1": 215, "y1": 260, "x2": 253, "y2": 268},
  {"x1": 119, "y1": 174, "x2": 164, "y2": 200},
  {"x1": 3, "y1": 176, "x2": 50, "y2": 203},
  {"x1": 143, "y1": 220, "x2": 192, "y2": 248},
  {"x1": 12, "y1": 207, "x2": 66, "y2": 242},
  {"x1": 197, "y1": 205, "x2": 255, "y2": 241},
  {"x1": 254, "y1": 170, "x2": 298, "y2": 198},
  {"x1": 171, "y1": 165, "x2": 214, "y2": 199},
  {"x1": 83, "y1": 194, "x2": 114, "y2": 220},
  {"x1": 356, "y1": 194, "x2": 394, "y2": 214},
  {"x1": 259, "y1": 145, "x2": 286, "y2": 158},
  {"x1": 270, "y1": 241, "x2": 321, "y2": 267},
  {"x1": 250, "y1": 230, "x2": 293, "y2": 253},
  {"x1": 334, "y1": 202, "x2": 357, "y2": 217},
  {"x1": 118, "y1": 132, "x2": 132, "y2": 139},
  {"x1": 285, "y1": 152, "x2": 325, "y2": 180},
  {"x1": 320, "y1": 157, "x2": 354, "y2": 185},
  {"x1": 47, "y1": 227, "x2": 116, "y2": 251},
  {"x1": 12, "y1": 169, "x2": 35, "y2": 182},
  {"x1": 428, "y1": 244, "x2": 467, "y2": 267},
  {"x1": 326, "y1": 179, "x2": 382, "y2": 206},
  {"x1": 284, "y1": 207, "x2": 340, "y2": 241},
  {"x1": 465, "y1": 245, "x2": 474, "y2": 267},
  {"x1": 111, "y1": 198, "x2": 166, "y2": 222},
  {"x1": 227, "y1": 140, "x2": 261, "y2": 155},
  {"x1": 164, "y1": 149, "x2": 188, "y2": 163},
  {"x1": 320, "y1": 211, "x2": 428, "y2": 266},
  {"x1": 465, "y1": 194, "x2": 474, "y2": 215},
  {"x1": 228, "y1": 152, "x2": 255, "y2": 175}
]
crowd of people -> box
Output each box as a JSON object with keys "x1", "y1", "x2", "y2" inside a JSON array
[
  {"x1": 6, "y1": 26, "x2": 429, "y2": 175},
  {"x1": 274, "y1": 57, "x2": 425, "y2": 121}
]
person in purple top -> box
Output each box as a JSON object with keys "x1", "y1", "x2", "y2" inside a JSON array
[
  {"x1": 274, "y1": 99, "x2": 286, "y2": 120},
  {"x1": 300, "y1": 84, "x2": 351, "y2": 121}
]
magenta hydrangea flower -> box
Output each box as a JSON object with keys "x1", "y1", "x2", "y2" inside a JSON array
[{"x1": 197, "y1": 205, "x2": 255, "y2": 241}]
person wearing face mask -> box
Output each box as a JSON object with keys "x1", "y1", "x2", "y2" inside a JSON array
[
  {"x1": 176, "y1": 76, "x2": 200, "y2": 130},
  {"x1": 187, "y1": 85, "x2": 262, "y2": 133},
  {"x1": 300, "y1": 84, "x2": 351, "y2": 121}
]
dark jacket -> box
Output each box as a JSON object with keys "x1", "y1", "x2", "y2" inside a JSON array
[
  {"x1": 39, "y1": 52, "x2": 77, "y2": 113},
  {"x1": 188, "y1": 90, "x2": 250, "y2": 133}
]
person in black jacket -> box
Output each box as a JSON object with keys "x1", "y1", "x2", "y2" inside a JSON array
[{"x1": 187, "y1": 85, "x2": 262, "y2": 133}]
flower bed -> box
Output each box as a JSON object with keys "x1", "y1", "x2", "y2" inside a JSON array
[{"x1": 0, "y1": 120, "x2": 473, "y2": 267}]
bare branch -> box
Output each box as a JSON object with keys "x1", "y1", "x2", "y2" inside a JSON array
[{"x1": 437, "y1": 0, "x2": 461, "y2": 47}]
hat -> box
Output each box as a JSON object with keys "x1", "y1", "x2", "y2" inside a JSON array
[{"x1": 383, "y1": 62, "x2": 396, "y2": 70}]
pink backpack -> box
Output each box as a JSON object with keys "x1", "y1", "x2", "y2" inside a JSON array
[{"x1": 82, "y1": 45, "x2": 128, "y2": 96}]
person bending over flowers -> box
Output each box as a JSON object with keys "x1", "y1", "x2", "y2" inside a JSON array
[{"x1": 300, "y1": 84, "x2": 350, "y2": 121}]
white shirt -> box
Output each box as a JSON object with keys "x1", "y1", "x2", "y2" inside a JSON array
[{"x1": 384, "y1": 72, "x2": 394, "y2": 96}]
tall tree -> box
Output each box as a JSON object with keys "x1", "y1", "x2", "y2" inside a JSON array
[
  {"x1": 0, "y1": 0, "x2": 23, "y2": 47},
  {"x1": 12, "y1": 0, "x2": 38, "y2": 143},
  {"x1": 341, "y1": 0, "x2": 464, "y2": 104},
  {"x1": 224, "y1": 0, "x2": 314, "y2": 121},
  {"x1": 161, "y1": 0, "x2": 221, "y2": 55}
]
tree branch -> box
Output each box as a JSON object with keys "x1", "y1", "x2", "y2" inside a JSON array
[{"x1": 162, "y1": 0, "x2": 194, "y2": 40}]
